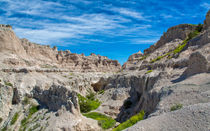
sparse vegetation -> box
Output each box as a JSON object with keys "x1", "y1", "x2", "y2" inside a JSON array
[
  {"x1": 41, "y1": 64, "x2": 57, "y2": 68},
  {"x1": 4, "y1": 81, "x2": 13, "y2": 87},
  {"x1": 86, "y1": 90, "x2": 96, "y2": 101},
  {"x1": 77, "y1": 94, "x2": 100, "y2": 113},
  {"x1": 29, "y1": 105, "x2": 40, "y2": 116},
  {"x1": 83, "y1": 112, "x2": 116, "y2": 129},
  {"x1": 10, "y1": 112, "x2": 19, "y2": 125},
  {"x1": 150, "y1": 52, "x2": 171, "y2": 63},
  {"x1": 172, "y1": 24, "x2": 203, "y2": 55},
  {"x1": 98, "y1": 90, "x2": 105, "y2": 95},
  {"x1": 150, "y1": 24, "x2": 203, "y2": 63},
  {"x1": 31, "y1": 123, "x2": 40, "y2": 130},
  {"x1": 138, "y1": 55, "x2": 147, "y2": 61},
  {"x1": 0, "y1": 117, "x2": 2, "y2": 123},
  {"x1": 22, "y1": 96, "x2": 30, "y2": 105},
  {"x1": 112, "y1": 110, "x2": 145, "y2": 131},
  {"x1": 146, "y1": 70, "x2": 153, "y2": 74},
  {"x1": 20, "y1": 105, "x2": 40, "y2": 130},
  {"x1": 1, "y1": 126, "x2": 7, "y2": 131},
  {"x1": 170, "y1": 103, "x2": 183, "y2": 111}
]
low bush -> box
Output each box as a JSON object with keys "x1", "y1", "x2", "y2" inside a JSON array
[
  {"x1": 1, "y1": 126, "x2": 7, "y2": 131},
  {"x1": 22, "y1": 96, "x2": 30, "y2": 105},
  {"x1": 172, "y1": 41, "x2": 187, "y2": 54},
  {"x1": 0, "y1": 117, "x2": 2, "y2": 123},
  {"x1": 83, "y1": 112, "x2": 116, "y2": 129},
  {"x1": 21, "y1": 105, "x2": 40, "y2": 127},
  {"x1": 10, "y1": 112, "x2": 19, "y2": 125},
  {"x1": 150, "y1": 52, "x2": 171, "y2": 63},
  {"x1": 138, "y1": 55, "x2": 147, "y2": 61},
  {"x1": 146, "y1": 70, "x2": 153, "y2": 74},
  {"x1": 86, "y1": 91, "x2": 96, "y2": 101},
  {"x1": 77, "y1": 94, "x2": 100, "y2": 113},
  {"x1": 4, "y1": 81, "x2": 13, "y2": 87},
  {"x1": 112, "y1": 110, "x2": 144, "y2": 131},
  {"x1": 170, "y1": 103, "x2": 183, "y2": 111},
  {"x1": 98, "y1": 90, "x2": 105, "y2": 95},
  {"x1": 29, "y1": 105, "x2": 40, "y2": 115}
]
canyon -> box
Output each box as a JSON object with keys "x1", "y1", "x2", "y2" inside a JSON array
[{"x1": 0, "y1": 11, "x2": 210, "y2": 131}]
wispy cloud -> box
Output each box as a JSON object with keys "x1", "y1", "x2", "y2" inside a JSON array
[
  {"x1": 111, "y1": 7, "x2": 149, "y2": 21},
  {"x1": 0, "y1": 0, "x2": 155, "y2": 45},
  {"x1": 130, "y1": 38, "x2": 159, "y2": 44},
  {"x1": 200, "y1": 2, "x2": 210, "y2": 9},
  {"x1": 0, "y1": 0, "x2": 208, "y2": 64}
]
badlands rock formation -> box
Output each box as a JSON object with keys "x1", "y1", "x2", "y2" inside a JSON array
[
  {"x1": 0, "y1": 27, "x2": 121, "y2": 72},
  {"x1": 0, "y1": 24, "x2": 120, "y2": 130},
  {"x1": 93, "y1": 10, "x2": 210, "y2": 130},
  {"x1": 0, "y1": 10, "x2": 210, "y2": 131}
]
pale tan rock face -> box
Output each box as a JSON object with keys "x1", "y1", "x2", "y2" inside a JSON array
[
  {"x1": 204, "y1": 10, "x2": 210, "y2": 29},
  {"x1": 144, "y1": 24, "x2": 196, "y2": 55},
  {"x1": 0, "y1": 27, "x2": 26, "y2": 57},
  {"x1": 0, "y1": 25, "x2": 121, "y2": 72},
  {"x1": 92, "y1": 11, "x2": 210, "y2": 130}
]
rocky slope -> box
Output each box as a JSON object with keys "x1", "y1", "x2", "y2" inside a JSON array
[
  {"x1": 93, "y1": 10, "x2": 210, "y2": 130},
  {"x1": 0, "y1": 10, "x2": 210, "y2": 131},
  {"x1": 0, "y1": 24, "x2": 120, "y2": 130},
  {"x1": 0, "y1": 27, "x2": 121, "y2": 72}
]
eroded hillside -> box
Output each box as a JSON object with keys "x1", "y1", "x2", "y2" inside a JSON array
[{"x1": 0, "y1": 10, "x2": 210, "y2": 131}]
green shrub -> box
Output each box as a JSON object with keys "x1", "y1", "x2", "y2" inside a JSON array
[
  {"x1": 112, "y1": 110, "x2": 144, "y2": 131},
  {"x1": 83, "y1": 112, "x2": 116, "y2": 129},
  {"x1": 1, "y1": 126, "x2": 7, "y2": 131},
  {"x1": 172, "y1": 41, "x2": 187, "y2": 54},
  {"x1": 31, "y1": 123, "x2": 40, "y2": 130},
  {"x1": 10, "y1": 112, "x2": 19, "y2": 125},
  {"x1": 29, "y1": 105, "x2": 40, "y2": 116},
  {"x1": 22, "y1": 96, "x2": 30, "y2": 105},
  {"x1": 21, "y1": 105, "x2": 40, "y2": 127},
  {"x1": 77, "y1": 94, "x2": 100, "y2": 113},
  {"x1": 146, "y1": 70, "x2": 153, "y2": 74},
  {"x1": 170, "y1": 103, "x2": 183, "y2": 111},
  {"x1": 150, "y1": 52, "x2": 171, "y2": 63},
  {"x1": 0, "y1": 117, "x2": 2, "y2": 123},
  {"x1": 21, "y1": 117, "x2": 27, "y2": 126},
  {"x1": 172, "y1": 27, "x2": 201, "y2": 55},
  {"x1": 187, "y1": 30, "x2": 199, "y2": 40},
  {"x1": 138, "y1": 55, "x2": 147, "y2": 61},
  {"x1": 98, "y1": 90, "x2": 105, "y2": 95},
  {"x1": 86, "y1": 91, "x2": 96, "y2": 101},
  {"x1": 4, "y1": 81, "x2": 13, "y2": 87}
]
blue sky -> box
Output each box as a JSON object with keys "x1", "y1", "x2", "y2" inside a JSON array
[{"x1": 0, "y1": 0, "x2": 209, "y2": 64}]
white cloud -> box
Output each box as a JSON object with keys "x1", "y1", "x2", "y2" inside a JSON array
[
  {"x1": 160, "y1": 14, "x2": 173, "y2": 19},
  {"x1": 1, "y1": 0, "x2": 155, "y2": 46},
  {"x1": 130, "y1": 38, "x2": 159, "y2": 44},
  {"x1": 109, "y1": 7, "x2": 150, "y2": 21},
  {"x1": 200, "y1": 2, "x2": 210, "y2": 9}
]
